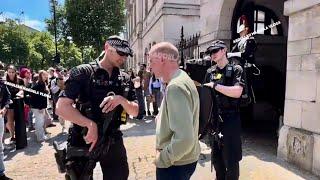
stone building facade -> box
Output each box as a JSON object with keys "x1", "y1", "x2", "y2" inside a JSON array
[
  {"x1": 125, "y1": 0, "x2": 200, "y2": 71},
  {"x1": 277, "y1": 0, "x2": 320, "y2": 177},
  {"x1": 125, "y1": 0, "x2": 320, "y2": 176}
]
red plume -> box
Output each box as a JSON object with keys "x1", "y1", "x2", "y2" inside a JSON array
[{"x1": 240, "y1": 15, "x2": 249, "y2": 27}]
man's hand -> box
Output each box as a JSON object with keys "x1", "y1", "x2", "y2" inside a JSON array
[
  {"x1": 204, "y1": 82, "x2": 214, "y2": 88},
  {"x1": 84, "y1": 121, "x2": 98, "y2": 152},
  {"x1": 153, "y1": 149, "x2": 161, "y2": 166},
  {"x1": 0, "y1": 108, "x2": 6, "y2": 116},
  {"x1": 99, "y1": 95, "x2": 124, "y2": 113}
]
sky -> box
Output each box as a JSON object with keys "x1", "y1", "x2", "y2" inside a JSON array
[{"x1": 0, "y1": 0, "x2": 64, "y2": 31}]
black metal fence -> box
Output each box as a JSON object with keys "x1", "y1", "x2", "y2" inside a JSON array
[{"x1": 175, "y1": 26, "x2": 201, "y2": 68}]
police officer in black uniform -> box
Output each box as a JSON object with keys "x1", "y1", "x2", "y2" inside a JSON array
[
  {"x1": 56, "y1": 35, "x2": 139, "y2": 180},
  {"x1": 203, "y1": 40, "x2": 244, "y2": 180}
]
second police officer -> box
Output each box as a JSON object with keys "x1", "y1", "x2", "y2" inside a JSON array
[
  {"x1": 56, "y1": 35, "x2": 139, "y2": 180},
  {"x1": 203, "y1": 40, "x2": 245, "y2": 180}
]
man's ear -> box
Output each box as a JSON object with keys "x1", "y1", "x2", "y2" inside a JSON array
[{"x1": 105, "y1": 43, "x2": 109, "y2": 51}]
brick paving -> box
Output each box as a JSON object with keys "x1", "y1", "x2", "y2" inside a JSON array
[{"x1": 3, "y1": 116, "x2": 320, "y2": 180}]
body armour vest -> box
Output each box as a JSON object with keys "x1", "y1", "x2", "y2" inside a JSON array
[
  {"x1": 205, "y1": 63, "x2": 241, "y2": 112},
  {"x1": 76, "y1": 61, "x2": 128, "y2": 136}
]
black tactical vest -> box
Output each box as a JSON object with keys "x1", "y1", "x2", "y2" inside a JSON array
[{"x1": 70, "y1": 61, "x2": 129, "y2": 147}]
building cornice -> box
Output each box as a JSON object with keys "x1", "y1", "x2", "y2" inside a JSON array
[
  {"x1": 284, "y1": 0, "x2": 320, "y2": 16},
  {"x1": 142, "y1": 2, "x2": 200, "y2": 38}
]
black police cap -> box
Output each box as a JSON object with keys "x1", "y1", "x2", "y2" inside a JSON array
[{"x1": 106, "y1": 35, "x2": 133, "y2": 57}]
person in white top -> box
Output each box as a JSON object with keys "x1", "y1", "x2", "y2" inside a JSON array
[{"x1": 148, "y1": 73, "x2": 163, "y2": 116}]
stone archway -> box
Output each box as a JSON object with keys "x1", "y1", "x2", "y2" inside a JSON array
[{"x1": 198, "y1": 0, "x2": 238, "y2": 50}]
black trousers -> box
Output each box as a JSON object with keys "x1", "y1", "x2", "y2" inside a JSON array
[
  {"x1": 156, "y1": 161, "x2": 197, "y2": 180},
  {"x1": 99, "y1": 137, "x2": 129, "y2": 180},
  {"x1": 52, "y1": 92, "x2": 60, "y2": 120},
  {"x1": 212, "y1": 143, "x2": 239, "y2": 180},
  {"x1": 67, "y1": 137, "x2": 129, "y2": 180},
  {"x1": 212, "y1": 112, "x2": 242, "y2": 180}
]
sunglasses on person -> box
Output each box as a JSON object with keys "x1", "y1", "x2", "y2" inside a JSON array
[
  {"x1": 206, "y1": 48, "x2": 222, "y2": 56},
  {"x1": 116, "y1": 50, "x2": 129, "y2": 57}
]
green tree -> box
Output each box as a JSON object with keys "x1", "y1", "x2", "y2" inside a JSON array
[
  {"x1": 46, "y1": 0, "x2": 70, "y2": 42},
  {"x1": 0, "y1": 20, "x2": 30, "y2": 65},
  {"x1": 57, "y1": 40, "x2": 82, "y2": 69},
  {"x1": 28, "y1": 32, "x2": 55, "y2": 70},
  {"x1": 65, "y1": 0, "x2": 125, "y2": 52}
]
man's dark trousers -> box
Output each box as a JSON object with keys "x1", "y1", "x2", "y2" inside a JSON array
[
  {"x1": 135, "y1": 88, "x2": 145, "y2": 119},
  {"x1": 156, "y1": 161, "x2": 197, "y2": 180},
  {"x1": 52, "y1": 92, "x2": 60, "y2": 120}
]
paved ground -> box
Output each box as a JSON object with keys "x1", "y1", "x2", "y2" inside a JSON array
[{"x1": 3, "y1": 116, "x2": 320, "y2": 180}]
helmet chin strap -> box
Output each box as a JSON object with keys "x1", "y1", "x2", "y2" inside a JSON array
[{"x1": 95, "y1": 51, "x2": 106, "y2": 68}]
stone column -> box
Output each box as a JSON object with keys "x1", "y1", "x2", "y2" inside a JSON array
[{"x1": 278, "y1": 0, "x2": 320, "y2": 176}]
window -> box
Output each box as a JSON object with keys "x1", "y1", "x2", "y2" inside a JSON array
[
  {"x1": 236, "y1": 7, "x2": 282, "y2": 36},
  {"x1": 254, "y1": 10, "x2": 265, "y2": 34},
  {"x1": 252, "y1": 8, "x2": 281, "y2": 36}
]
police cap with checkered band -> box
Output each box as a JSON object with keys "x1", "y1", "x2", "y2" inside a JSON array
[{"x1": 106, "y1": 35, "x2": 133, "y2": 57}]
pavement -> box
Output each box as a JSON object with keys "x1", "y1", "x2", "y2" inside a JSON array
[{"x1": 3, "y1": 116, "x2": 320, "y2": 180}]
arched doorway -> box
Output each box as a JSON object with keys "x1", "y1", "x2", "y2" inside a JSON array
[{"x1": 231, "y1": 0, "x2": 288, "y2": 136}]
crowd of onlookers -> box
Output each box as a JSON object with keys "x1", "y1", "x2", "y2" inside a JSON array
[
  {"x1": 0, "y1": 62, "x2": 163, "y2": 144},
  {"x1": 0, "y1": 61, "x2": 70, "y2": 180},
  {"x1": 127, "y1": 63, "x2": 165, "y2": 120},
  {"x1": 1, "y1": 63, "x2": 69, "y2": 144},
  {"x1": 0, "y1": 61, "x2": 162, "y2": 179}
]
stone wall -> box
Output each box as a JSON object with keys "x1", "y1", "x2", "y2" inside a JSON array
[
  {"x1": 278, "y1": 0, "x2": 320, "y2": 176},
  {"x1": 126, "y1": 0, "x2": 200, "y2": 68}
]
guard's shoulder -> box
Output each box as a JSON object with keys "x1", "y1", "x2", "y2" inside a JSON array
[
  {"x1": 228, "y1": 57, "x2": 241, "y2": 65},
  {"x1": 206, "y1": 65, "x2": 217, "y2": 74},
  {"x1": 233, "y1": 64, "x2": 243, "y2": 72},
  {"x1": 247, "y1": 36, "x2": 256, "y2": 43},
  {"x1": 69, "y1": 64, "x2": 93, "y2": 80}
]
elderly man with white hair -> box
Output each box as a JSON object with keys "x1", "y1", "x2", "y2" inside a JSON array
[{"x1": 148, "y1": 42, "x2": 200, "y2": 180}]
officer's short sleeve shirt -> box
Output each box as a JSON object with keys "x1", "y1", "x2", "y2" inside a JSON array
[
  {"x1": 232, "y1": 64, "x2": 245, "y2": 87},
  {"x1": 59, "y1": 64, "x2": 92, "y2": 100},
  {"x1": 60, "y1": 64, "x2": 137, "y2": 102}
]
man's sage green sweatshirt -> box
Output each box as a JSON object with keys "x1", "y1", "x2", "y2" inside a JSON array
[{"x1": 155, "y1": 69, "x2": 200, "y2": 168}]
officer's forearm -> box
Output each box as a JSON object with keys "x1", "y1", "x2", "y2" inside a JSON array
[
  {"x1": 56, "y1": 98, "x2": 93, "y2": 128},
  {"x1": 214, "y1": 84, "x2": 243, "y2": 98},
  {"x1": 119, "y1": 97, "x2": 139, "y2": 117}
]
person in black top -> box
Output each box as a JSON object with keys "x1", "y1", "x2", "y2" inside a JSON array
[
  {"x1": 30, "y1": 70, "x2": 49, "y2": 142},
  {"x1": 56, "y1": 35, "x2": 138, "y2": 180},
  {"x1": 203, "y1": 40, "x2": 245, "y2": 180},
  {"x1": 0, "y1": 61, "x2": 12, "y2": 180},
  {"x1": 5, "y1": 65, "x2": 24, "y2": 142}
]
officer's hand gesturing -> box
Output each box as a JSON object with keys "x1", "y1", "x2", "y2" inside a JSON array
[
  {"x1": 84, "y1": 121, "x2": 98, "y2": 152},
  {"x1": 100, "y1": 95, "x2": 124, "y2": 113},
  {"x1": 204, "y1": 82, "x2": 214, "y2": 88}
]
